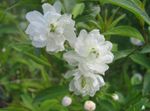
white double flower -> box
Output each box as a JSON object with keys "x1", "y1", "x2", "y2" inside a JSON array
[
  {"x1": 65, "y1": 69, "x2": 105, "y2": 97},
  {"x1": 64, "y1": 29, "x2": 114, "y2": 96},
  {"x1": 64, "y1": 29, "x2": 114, "y2": 75},
  {"x1": 25, "y1": 2, "x2": 76, "y2": 52}
]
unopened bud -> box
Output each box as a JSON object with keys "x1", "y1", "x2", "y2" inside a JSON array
[
  {"x1": 84, "y1": 100, "x2": 96, "y2": 111},
  {"x1": 130, "y1": 38, "x2": 143, "y2": 46},
  {"x1": 131, "y1": 73, "x2": 143, "y2": 85},
  {"x1": 2, "y1": 48, "x2": 6, "y2": 53},
  {"x1": 112, "y1": 93, "x2": 119, "y2": 101},
  {"x1": 61, "y1": 96, "x2": 72, "y2": 107}
]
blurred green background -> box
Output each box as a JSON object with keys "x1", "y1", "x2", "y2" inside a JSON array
[{"x1": 0, "y1": 0, "x2": 150, "y2": 111}]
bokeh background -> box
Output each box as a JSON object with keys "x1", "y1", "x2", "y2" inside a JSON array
[{"x1": 0, "y1": 0, "x2": 150, "y2": 110}]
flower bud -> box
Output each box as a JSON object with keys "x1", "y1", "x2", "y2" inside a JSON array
[
  {"x1": 61, "y1": 96, "x2": 72, "y2": 107},
  {"x1": 131, "y1": 73, "x2": 143, "y2": 85},
  {"x1": 112, "y1": 93, "x2": 119, "y2": 101},
  {"x1": 130, "y1": 38, "x2": 143, "y2": 46},
  {"x1": 2, "y1": 48, "x2": 6, "y2": 53},
  {"x1": 141, "y1": 105, "x2": 145, "y2": 110},
  {"x1": 84, "y1": 100, "x2": 96, "y2": 111}
]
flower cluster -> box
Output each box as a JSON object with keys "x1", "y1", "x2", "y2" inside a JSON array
[
  {"x1": 64, "y1": 29, "x2": 113, "y2": 96},
  {"x1": 25, "y1": 2, "x2": 114, "y2": 97},
  {"x1": 25, "y1": 2, "x2": 76, "y2": 52}
]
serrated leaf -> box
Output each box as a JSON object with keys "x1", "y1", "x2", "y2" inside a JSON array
[{"x1": 103, "y1": 26, "x2": 144, "y2": 41}]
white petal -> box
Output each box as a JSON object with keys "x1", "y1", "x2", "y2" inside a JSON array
[
  {"x1": 32, "y1": 37, "x2": 47, "y2": 48},
  {"x1": 105, "y1": 41, "x2": 113, "y2": 50},
  {"x1": 90, "y1": 29, "x2": 105, "y2": 42},
  {"x1": 46, "y1": 33, "x2": 65, "y2": 52},
  {"x1": 25, "y1": 23, "x2": 47, "y2": 48},
  {"x1": 58, "y1": 14, "x2": 74, "y2": 26},
  {"x1": 63, "y1": 24, "x2": 76, "y2": 47},
  {"x1": 87, "y1": 63, "x2": 109, "y2": 75},
  {"x1": 64, "y1": 69, "x2": 78, "y2": 79},
  {"x1": 42, "y1": 3, "x2": 56, "y2": 14},
  {"x1": 26, "y1": 11, "x2": 46, "y2": 24},
  {"x1": 44, "y1": 11, "x2": 61, "y2": 24},
  {"x1": 96, "y1": 75, "x2": 105, "y2": 86},
  {"x1": 63, "y1": 51, "x2": 81, "y2": 66},
  {"x1": 99, "y1": 52, "x2": 114, "y2": 64},
  {"x1": 75, "y1": 30, "x2": 89, "y2": 57},
  {"x1": 56, "y1": 14, "x2": 76, "y2": 47},
  {"x1": 53, "y1": 1, "x2": 62, "y2": 13},
  {"x1": 25, "y1": 22, "x2": 47, "y2": 36}
]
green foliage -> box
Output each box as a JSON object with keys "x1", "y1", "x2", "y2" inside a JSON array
[
  {"x1": 100, "y1": 0, "x2": 150, "y2": 25},
  {"x1": 72, "y1": 3, "x2": 85, "y2": 18},
  {"x1": 103, "y1": 26, "x2": 144, "y2": 41}
]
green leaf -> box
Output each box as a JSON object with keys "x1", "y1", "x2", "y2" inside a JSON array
[
  {"x1": 72, "y1": 3, "x2": 85, "y2": 18},
  {"x1": 21, "y1": 95, "x2": 35, "y2": 111},
  {"x1": 0, "y1": 25, "x2": 18, "y2": 35},
  {"x1": 12, "y1": 46, "x2": 51, "y2": 68},
  {"x1": 126, "y1": 98, "x2": 149, "y2": 111},
  {"x1": 143, "y1": 74, "x2": 150, "y2": 95},
  {"x1": 40, "y1": 99, "x2": 66, "y2": 111},
  {"x1": 140, "y1": 45, "x2": 150, "y2": 53},
  {"x1": 34, "y1": 85, "x2": 68, "y2": 103},
  {"x1": 103, "y1": 26, "x2": 144, "y2": 41},
  {"x1": 100, "y1": 0, "x2": 150, "y2": 25},
  {"x1": 112, "y1": 43, "x2": 118, "y2": 52},
  {"x1": 0, "y1": 107, "x2": 27, "y2": 111},
  {"x1": 109, "y1": 14, "x2": 126, "y2": 29},
  {"x1": 114, "y1": 49, "x2": 134, "y2": 61},
  {"x1": 130, "y1": 54, "x2": 150, "y2": 69}
]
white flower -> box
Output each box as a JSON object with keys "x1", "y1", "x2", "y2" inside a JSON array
[
  {"x1": 64, "y1": 29, "x2": 114, "y2": 75},
  {"x1": 61, "y1": 96, "x2": 72, "y2": 107},
  {"x1": 141, "y1": 105, "x2": 145, "y2": 110},
  {"x1": 2, "y1": 48, "x2": 6, "y2": 53},
  {"x1": 112, "y1": 93, "x2": 119, "y2": 101},
  {"x1": 84, "y1": 100, "x2": 96, "y2": 111},
  {"x1": 25, "y1": 2, "x2": 76, "y2": 52},
  {"x1": 130, "y1": 38, "x2": 143, "y2": 46},
  {"x1": 65, "y1": 69, "x2": 105, "y2": 97}
]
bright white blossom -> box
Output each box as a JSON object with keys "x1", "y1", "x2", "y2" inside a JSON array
[
  {"x1": 64, "y1": 29, "x2": 114, "y2": 75},
  {"x1": 130, "y1": 38, "x2": 143, "y2": 46},
  {"x1": 25, "y1": 2, "x2": 76, "y2": 52},
  {"x1": 25, "y1": 2, "x2": 114, "y2": 97},
  {"x1": 141, "y1": 105, "x2": 145, "y2": 110},
  {"x1": 2, "y1": 48, "x2": 6, "y2": 53},
  {"x1": 84, "y1": 100, "x2": 96, "y2": 111},
  {"x1": 61, "y1": 96, "x2": 72, "y2": 107},
  {"x1": 65, "y1": 69, "x2": 105, "y2": 97},
  {"x1": 112, "y1": 93, "x2": 119, "y2": 101}
]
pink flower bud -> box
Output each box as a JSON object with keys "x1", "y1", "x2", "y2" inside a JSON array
[
  {"x1": 61, "y1": 96, "x2": 72, "y2": 107},
  {"x1": 84, "y1": 100, "x2": 96, "y2": 111}
]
